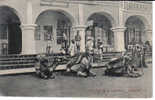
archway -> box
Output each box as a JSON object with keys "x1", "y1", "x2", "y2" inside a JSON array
[
  {"x1": 86, "y1": 13, "x2": 114, "y2": 52},
  {"x1": 125, "y1": 16, "x2": 147, "y2": 50},
  {"x1": 35, "y1": 10, "x2": 72, "y2": 53},
  {"x1": 0, "y1": 6, "x2": 22, "y2": 55}
]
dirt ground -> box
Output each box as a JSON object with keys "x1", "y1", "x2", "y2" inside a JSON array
[{"x1": 0, "y1": 62, "x2": 152, "y2": 98}]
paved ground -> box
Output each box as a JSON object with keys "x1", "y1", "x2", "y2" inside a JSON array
[{"x1": 0, "y1": 61, "x2": 152, "y2": 98}]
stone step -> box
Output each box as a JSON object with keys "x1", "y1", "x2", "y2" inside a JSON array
[
  {"x1": 0, "y1": 60, "x2": 35, "y2": 64},
  {"x1": 0, "y1": 63, "x2": 34, "y2": 70},
  {"x1": 0, "y1": 62, "x2": 107, "y2": 75},
  {"x1": 0, "y1": 57, "x2": 36, "y2": 61}
]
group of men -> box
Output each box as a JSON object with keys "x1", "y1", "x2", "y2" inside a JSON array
[
  {"x1": 60, "y1": 31, "x2": 81, "y2": 55},
  {"x1": 105, "y1": 42, "x2": 149, "y2": 77},
  {"x1": 35, "y1": 37, "x2": 96, "y2": 79},
  {"x1": 35, "y1": 30, "x2": 150, "y2": 79}
]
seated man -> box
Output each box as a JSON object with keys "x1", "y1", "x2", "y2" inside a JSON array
[
  {"x1": 76, "y1": 53, "x2": 96, "y2": 77},
  {"x1": 105, "y1": 52, "x2": 143, "y2": 78},
  {"x1": 66, "y1": 38, "x2": 96, "y2": 77},
  {"x1": 35, "y1": 54, "x2": 55, "y2": 79}
]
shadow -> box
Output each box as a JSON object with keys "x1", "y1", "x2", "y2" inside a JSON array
[{"x1": 59, "y1": 71, "x2": 78, "y2": 77}]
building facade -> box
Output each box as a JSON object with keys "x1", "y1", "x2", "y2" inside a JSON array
[{"x1": 0, "y1": 0, "x2": 152, "y2": 55}]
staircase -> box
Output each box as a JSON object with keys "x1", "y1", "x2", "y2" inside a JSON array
[
  {"x1": 0, "y1": 53, "x2": 119, "y2": 75},
  {"x1": 0, "y1": 52, "x2": 151, "y2": 75},
  {"x1": 94, "y1": 52, "x2": 122, "y2": 62},
  {"x1": 0, "y1": 54, "x2": 37, "y2": 75}
]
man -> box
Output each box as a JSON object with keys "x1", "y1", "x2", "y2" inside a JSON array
[
  {"x1": 140, "y1": 43, "x2": 147, "y2": 68},
  {"x1": 46, "y1": 32, "x2": 54, "y2": 55},
  {"x1": 66, "y1": 40, "x2": 77, "y2": 72},
  {"x1": 105, "y1": 51, "x2": 143, "y2": 77},
  {"x1": 76, "y1": 51, "x2": 96, "y2": 77},
  {"x1": 132, "y1": 44, "x2": 142, "y2": 68},
  {"x1": 35, "y1": 54, "x2": 55, "y2": 79},
  {"x1": 2, "y1": 43, "x2": 7, "y2": 55},
  {"x1": 68, "y1": 40, "x2": 76, "y2": 57},
  {"x1": 66, "y1": 38, "x2": 96, "y2": 77},
  {"x1": 97, "y1": 39, "x2": 103, "y2": 60},
  {"x1": 75, "y1": 31, "x2": 81, "y2": 53},
  {"x1": 63, "y1": 32, "x2": 68, "y2": 53}
]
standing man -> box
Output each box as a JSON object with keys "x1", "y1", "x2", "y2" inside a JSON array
[
  {"x1": 63, "y1": 32, "x2": 68, "y2": 54},
  {"x1": 46, "y1": 30, "x2": 54, "y2": 55},
  {"x1": 66, "y1": 40, "x2": 77, "y2": 72},
  {"x1": 2, "y1": 43, "x2": 8, "y2": 55},
  {"x1": 140, "y1": 43, "x2": 147, "y2": 68},
  {"x1": 68, "y1": 40, "x2": 76, "y2": 57},
  {"x1": 75, "y1": 30, "x2": 81, "y2": 54}
]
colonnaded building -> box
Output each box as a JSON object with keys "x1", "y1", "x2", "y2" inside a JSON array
[{"x1": 0, "y1": 0, "x2": 152, "y2": 55}]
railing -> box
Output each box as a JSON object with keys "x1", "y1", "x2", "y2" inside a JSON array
[{"x1": 122, "y1": 1, "x2": 151, "y2": 11}]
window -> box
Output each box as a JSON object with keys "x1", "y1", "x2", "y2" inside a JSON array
[
  {"x1": 0, "y1": 24, "x2": 8, "y2": 39},
  {"x1": 107, "y1": 29, "x2": 114, "y2": 45},
  {"x1": 43, "y1": 25, "x2": 53, "y2": 41},
  {"x1": 56, "y1": 20, "x2": 71, "y2": 45},
  {"x1": 127, "y1": 28, "x2": 142, "y2": 44},
  {"x1": 56, "y1": 28, "x2": 64, "y2": 44}
]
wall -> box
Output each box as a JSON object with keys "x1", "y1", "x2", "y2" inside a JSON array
[{"x1": 0, "y1": 0, "x2": 153, "y2": 54}]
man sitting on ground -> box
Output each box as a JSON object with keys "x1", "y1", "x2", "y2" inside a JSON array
[
  {"x1": 66, "y1": 38, "x2": 96, "y2": 77},
  {"x1": 35, "y1": 54, "x2": 55, "y2": 79}
]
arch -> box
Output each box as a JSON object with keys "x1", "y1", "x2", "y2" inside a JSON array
[
  {"x1": 0, "y1": 5, "x2": 24, "y2": 24},
  {"x1": 85, "y1": 12, "x2": 115, "y2": 51},
  {"x1": 34, "y1": 9, "x2": 76, "y2": 26},
  {"x1": 0, "y1": 6, "x2": 22, "y2": 54},
  {"x1": 85, "y1": 11, "x2": 117, "y2": 27},
  {"x1": 34, "y1": 9, "x2": 76, "y2": 54},
  {"x1": 124, "y1": 15, "x2": 150, "y2": 50},
  {"x1": 124, "y1": 15, "x2": 150, "y2": 29}
]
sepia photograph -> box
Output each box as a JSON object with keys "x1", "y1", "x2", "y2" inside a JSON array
[{"x1": 0, "y1": 0, "x2": 152, "y2": 98}]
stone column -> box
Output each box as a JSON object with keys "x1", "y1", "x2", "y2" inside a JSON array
[
  {"x1": 27, "y1": 0, "x2": 33, "y2": 24},
  {"x1": 73, "y1": 4, "x2": 86, "y2": 53},
  {"x1": 78, "y1": 4, "x2": 84, "y2": 25},
  {"x1": 144, "y1": 29, "x2": 152, "y2": 45},
  {"x1": 73, "y1": 25, "x2": 86, "y2": 53},
  {"x1": 112, "y1": 27, "x2": 126, "y2": 52},
  {"x1": 21, "y1": 24, "x2": 37, "y2": 54},
  {"x1": 20, "y1": 0, "x2": 37, "y2": 54}
]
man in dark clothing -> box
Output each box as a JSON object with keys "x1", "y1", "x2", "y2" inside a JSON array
[
  {"x1": 140, "y1": 44, "x2": 147, "y2": 68},
  {"x1": 35, "y1": 54, "x2": 55, "y2": 79}
]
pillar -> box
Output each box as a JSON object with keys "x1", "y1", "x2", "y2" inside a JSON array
[
  {"x1": 27, "y1": 0, "x2": 33, "y2": 24},
  {"x1": 112, "y1": 27, "x2": 126, "y2": 52},
  {"x1": 21, "y1": 24, "x2": 37, "y2": 54},
  {"x1": 73, "y1": 25, "x2": 86, "y2": 53},
  {"x1": 144, "y1": 29, "x2": 152, "y2": 45},
  {"x1": 21, "y1": 0, "x2": 37, "y2": 54},
  {"x1": 78, "y1": 4, "x2": 84, "y2": 25},
  {"x1": 74, "y1": 4, "x2": 86, "y2": 52}
]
